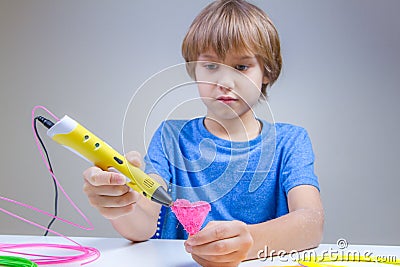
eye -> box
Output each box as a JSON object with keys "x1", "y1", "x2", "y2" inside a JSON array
[
  {"x1": 235, "y1": 65, "x2": 249, "y2": 71},
  {"x1": 204, "y1": 63, "x2": 218, "y2": 70}
]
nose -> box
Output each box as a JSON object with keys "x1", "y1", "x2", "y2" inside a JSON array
[
  {"x1": 217, "y1": 83, "x2": 233, "y2": 93},
  {"x1": 217, "y1": 69, "x2": 235, "y2": 91}
]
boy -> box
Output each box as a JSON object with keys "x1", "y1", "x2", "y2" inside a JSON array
[{"x1": 83, "y1": 1, "x2": 324, "y2": 266}]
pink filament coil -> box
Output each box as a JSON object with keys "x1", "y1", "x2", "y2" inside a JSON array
[
  {"x1": 0, "y1": 243, "x2": 100, "y2": 265},
  {"x1": 0, "y1": 106, "x2": 100, "y2": 265}
]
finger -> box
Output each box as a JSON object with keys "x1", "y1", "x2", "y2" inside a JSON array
[
  {"x1": 98, "y1": 205, "x2": 136, "y2": 220},
  {"x1": 191, "y1": 253, "x2": 238, "y2": 267},
  {"x1": 83, "y1": 166, "x2": 102, "y2": 181},
  {"x1": 186, "y1": 236, "x2": 240, "y2": 256},
  {"x1": 84, "y1": 168, "x2": 126, "y2": 186},
  {"x1": 83, "y1": 182, "x2": 130, "y2": 197},
  {"x1": 186, "y1": 222, "x2": 239, "y2": 246},
  {"x1": 125, "y1": 151, "x2": 142, "y2": 167},
  {"x1": 88, "y1": 190, "x2": 139, "y2": 208}
]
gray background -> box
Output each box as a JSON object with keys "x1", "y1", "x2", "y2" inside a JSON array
[{"x1": 0, "y1": 0, "x2": 399, "y2": 246}]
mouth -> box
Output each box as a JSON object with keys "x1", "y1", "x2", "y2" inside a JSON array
[{"x1": 216, "y1": 96, "x2": 238, "y2": 104}]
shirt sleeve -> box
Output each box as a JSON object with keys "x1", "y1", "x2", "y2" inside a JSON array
[
  {"x1": 144, "y1": 122, "x2": 172, "y2": 183},
  {"x1": 280, "y1": 126, "x2": 320, "y2": 194}
]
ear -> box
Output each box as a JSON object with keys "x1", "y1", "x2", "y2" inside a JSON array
[{"x1": 262, "y1": 75, "x2": 269, "y2": 85}]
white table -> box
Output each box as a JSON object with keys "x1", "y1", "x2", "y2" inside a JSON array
[{"x1": 0, "y1": 235, "x2": 399, "y2": 266}]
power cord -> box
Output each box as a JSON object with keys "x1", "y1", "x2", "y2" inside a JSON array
[{"x1": 33, "y1": 116, "x2": 58, "y2": 236}]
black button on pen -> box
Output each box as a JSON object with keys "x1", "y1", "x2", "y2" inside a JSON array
[{"x1": 113, "y1": 156, "x2": 124, "y2": 164}]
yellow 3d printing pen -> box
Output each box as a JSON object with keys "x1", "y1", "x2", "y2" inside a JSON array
[{"x1": 37, "y1": 115, "x2": 173, "y2": 207}]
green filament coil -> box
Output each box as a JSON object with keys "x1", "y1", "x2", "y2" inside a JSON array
[{"x1": 0, "y1": 256, "x2": 37, "y2": 267}]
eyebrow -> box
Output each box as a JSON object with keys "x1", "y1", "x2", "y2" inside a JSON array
[
  {"x1": 198, "y1": 54, "x2": 256, "y2": 60},
  {"x1": 198, "y1": 54, "x2": 218, "y2": 60}
]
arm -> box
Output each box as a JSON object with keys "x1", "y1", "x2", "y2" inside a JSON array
[
  {"x1": 184, "y1": 185, "x2": 324, "y2": 267},
  {"x1": 83, "y1": 151, "x2": 166, "y2": 242},
  {"x1": 247, "y1": 184, "x2": 324, "y2": 258}
]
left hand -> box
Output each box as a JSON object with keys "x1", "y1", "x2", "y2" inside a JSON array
[{"x1": 184, "y1": 220, "x2": 253, "y2": 267}]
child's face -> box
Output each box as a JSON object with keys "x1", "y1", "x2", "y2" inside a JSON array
[{"x1": 195, "y1": 49, "x2": 268, "y2": 121}]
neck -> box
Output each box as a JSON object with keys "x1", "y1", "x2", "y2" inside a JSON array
[{"x1": 204, "y1": 113, "x2": 261, "y2": 141}]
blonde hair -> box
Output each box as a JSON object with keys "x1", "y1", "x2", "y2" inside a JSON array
[{"x1": 182, "y1": 0, "x2": 282, "y2": 96}]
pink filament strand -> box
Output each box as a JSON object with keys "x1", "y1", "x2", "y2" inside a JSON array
[{"x1": 31, "y1": 106, "x2": 93, "y2": 231}]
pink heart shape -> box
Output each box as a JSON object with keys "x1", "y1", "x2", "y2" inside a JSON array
[{"x1": 171, "y1": 199, "x2": 211, "y2": 235}]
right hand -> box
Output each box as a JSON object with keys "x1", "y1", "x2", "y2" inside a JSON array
[{"x1": 82, "y1": 151, "x2": 143, "y2": 220}]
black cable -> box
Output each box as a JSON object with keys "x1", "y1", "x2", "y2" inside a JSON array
[{"x1": 34, "y1": 117, "x2": 59, "y2": 236}]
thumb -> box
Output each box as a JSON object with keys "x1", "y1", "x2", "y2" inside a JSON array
[{"x1": 125, "y1": 151, "x2": 142, "y2": 168}]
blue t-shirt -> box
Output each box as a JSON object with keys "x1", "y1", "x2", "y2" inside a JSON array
[{"x1": 144, "y1": 117, "x2": 319, "y2": 239}]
